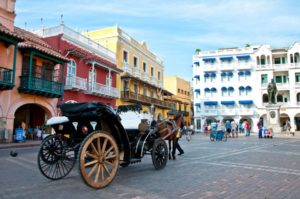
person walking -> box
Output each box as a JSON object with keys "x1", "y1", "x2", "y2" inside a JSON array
[
  {"x1": 245, "y1": 120, "x2": 251, "y2": 136},
  {"x1": 257, "y1": 120, "x2": 263, "y2": 138},
  {"x1": 225, "y1": 120, "x2": 231, "y2": 137},
  {"x1": 231, "y1": 120, "x2": 236, "y2": 138}
]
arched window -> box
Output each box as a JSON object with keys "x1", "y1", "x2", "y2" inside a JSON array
[
  {"x1": 295, "y1": 52, "x2": 300, "y2": 63},
  {"x1": 277, "y1": 94, "x2": 283, "y2": 102},
  {"x1": 66, "y1": 60, "x2": 76, "y2": 86},
  {"x1": 261, "y1": 55, "x2": 266, "y2": 65},
  {"x1": 262, "y1": 94, "x2": 268, "y2": 103},
  {"x1": 297, "y1": 93, "x2": 300, "y2": 102}
]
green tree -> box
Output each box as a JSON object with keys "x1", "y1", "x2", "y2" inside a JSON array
[{"x1": 195, "y1": 48, "x2": 201, "y2": 54}]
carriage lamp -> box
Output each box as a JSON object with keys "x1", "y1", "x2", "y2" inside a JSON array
[{"x1": 82, "y1": 126, "x2": 88, "y2": 135}]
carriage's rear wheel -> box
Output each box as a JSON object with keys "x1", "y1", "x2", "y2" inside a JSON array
[
  {"x1": 38, "y1": 135, "x2": 75, "y2": 180},
  {"x1": 79, "y1": 131, "x2": 119, "y2": 189},
  {"x1": 151, "y1": 138, "x2": 168, "y2": 170}
]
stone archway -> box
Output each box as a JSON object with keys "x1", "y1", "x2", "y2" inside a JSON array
[
  {"x1": 294, "y1": 113, "x2": 300, "y2": 131},
  {"x1": 280, "y1": 113, "x2": 290, "y2": 128}
]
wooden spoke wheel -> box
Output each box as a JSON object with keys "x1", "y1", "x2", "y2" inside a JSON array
[
  {"x1": 38, "y1": 135, "x2": 75, "y2": 180},
  {"x1": 79, "y1": 131, "x2": 119, "y2": 189},
  {"x1": 151, "y1": 138, "x2": 168, "y2": 170}
]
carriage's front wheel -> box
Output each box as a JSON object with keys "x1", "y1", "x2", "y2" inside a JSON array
[
  {"x1": 151, "y1": 138, "x2": 168, "y2": 170},
  {"x1": 37, "y1": 135, "x2": 75, "y2": 180},
  {"x1": 79, "y1": 131, "x2": 119, "y2": 189}
]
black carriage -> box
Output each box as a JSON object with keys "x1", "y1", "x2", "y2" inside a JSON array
[{"x1": 37, "y1": 102, "x2": 168, "y2": 189}]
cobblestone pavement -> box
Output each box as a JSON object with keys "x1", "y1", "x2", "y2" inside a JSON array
[{"x1": 0, "y1": 133, "x2": 300, "y2": 199}]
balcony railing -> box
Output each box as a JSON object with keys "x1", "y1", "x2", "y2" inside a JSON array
[
  {"x1": 238, "y1": 108, "x2": 254, "y2": 116},
  {"x1": 0, "y1": 66, "x2": 14, "y2": 90},
  {"x1": 86, "y1": 82, "x2": 120, "y2": 98},
  {"x1": 276, "y1": 82, "x2": 290, "y2": 90},
  {"x1": 201, "y1": 109, "x2": 218, "y2": 116},
  {"x1": 18, "y1": 76, "x2": 63, "y2": 98},
  {"x1": 121, "y1": 91, "x2": 175, "y2": 109},
  {"x1": 65, "y1": 76, "x2": 87, "y2": 91}
]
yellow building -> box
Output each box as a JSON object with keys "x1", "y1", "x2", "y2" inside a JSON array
[
  {"x1": 164, "y1": 76, "x2": 192, "y2": 124},
  {"x1": 84, "y1": 26, "x2": 174, "y2": 119}
]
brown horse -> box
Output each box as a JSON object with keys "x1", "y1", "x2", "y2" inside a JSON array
[{"x1": 157, "y1": 114, "x2": 184, "y2": 160}]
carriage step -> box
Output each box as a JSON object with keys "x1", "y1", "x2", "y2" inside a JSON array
[{"x1": 130, "y1": 159, "x2": 142, "y2": 164}]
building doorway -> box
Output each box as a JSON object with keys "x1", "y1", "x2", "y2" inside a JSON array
[{"x1": 14, "y1": 104, "x2": 48, "y2": 140}]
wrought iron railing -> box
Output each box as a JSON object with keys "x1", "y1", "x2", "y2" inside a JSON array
[{"x1": 121, "y1": 91, "x2": 175, "y2": 109}]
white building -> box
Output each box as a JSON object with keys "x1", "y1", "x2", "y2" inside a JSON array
[{"x1": 192, "y1": 43, "x2": 300, "y2": 133}]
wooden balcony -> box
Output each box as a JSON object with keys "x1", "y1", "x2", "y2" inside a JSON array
[
  {"x1": 0, "y1": 67, "x2": 14, "y2": 90},
  {"x1": 121, "y1": 91, "x2": 175, "y2": 109},
  {"x1": 18, "y1": 76, "x2": 63, "y2": 98}
]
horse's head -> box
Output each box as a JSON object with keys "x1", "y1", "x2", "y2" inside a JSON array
[{"x1": 174, "y1": 113, "x2": 184, "y2": 128}]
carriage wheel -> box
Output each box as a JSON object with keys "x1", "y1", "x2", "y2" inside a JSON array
[
  {"x1": 151, "y1": 138, "x2": 168, "y2": 170},
  {"x1": 79, "y1": 131, "x2": 119, "y2": 189},
  {"x1": 38, "y1": 135, "x2": 75, "y2": 180}
]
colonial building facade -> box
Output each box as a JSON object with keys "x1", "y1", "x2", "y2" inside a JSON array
[
  {"x1": 36, "y1": 24, "x2": 121, "y2": 107},
  {"x1": 193, "y1": 43, "x2": 300, "y2": 133},
  {"x1": 0, "y1": 0, "x2": 69, "y2": 142},
  {"x1": 163, "y1": 76, "x2": 192, "y2": 124},
  {"x1": 84, "y1": 26, "x2": 174, "y2": 119}
]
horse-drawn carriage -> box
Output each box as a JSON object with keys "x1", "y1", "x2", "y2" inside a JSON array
[{"x1": 37, "y1": 102, "x2": 169, "y2": 189}]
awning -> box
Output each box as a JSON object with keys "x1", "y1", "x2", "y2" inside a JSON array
[
  {"x1": 239, "y1": 86, "x2": 245, "y2": 90},
  {"x1": 203, "y1": 57, "x2": 216, "y2": 62},
  {"x1": 204, "y1": 88, "x2": 210, "y2": 92},
  {"x1": 245, "y1": 70, "x2": 251, "y2": 75},
  {"x1": 194, "y1": 75, "x2": 200, "y2": 79},
  {"x1": 204, "y1": 101, "x2": 218, "y2": 105},
  {"x1": 221, "y1": 87, "x2": 227, "y2": 91},
  {"x1": 193, "y1": 61, "x2": 200, "y2": 65},
  {"x1": 236, "y1": 54, "x2": 251, "y2": 59},
  {"x1": 227, "y1": 71, "x2": 233, "y2": 76},
  {"x1": 228, "y1": 86, "x2": 234, "y2": 91},
  {"x1": 211, "y1": 87, "x2": 217, "y2": 92},
  {"x1": 220, "y1": 56, "x2": 233, "y2": 61},
  {"x1": 246, "y1": 86, "x2": 252, "y2": 90},
  {"x1": 194, "y1": 103, "x2": 201, "y2": 106},
  {"x1": 239, "y1": 100, "x2": 253, "y2": 105},
  {"x1": 221, "y1": 72, "x2": 227, "y2": 76},
  {"x1": 221, "y1": 101, "x2": 235, "y2": 105},
  {"x1": 210, "y1": 73, "x2": 216, "y2": 77},
  {"x1": 238, "y1": 71, "x2": 244, "y2": 75},
  {"x1": 194, "y1": 88, "x2": 200, "y2": 92},
  {"x1": 204, "y1": 73, "x2": 210, "y2": 77}
]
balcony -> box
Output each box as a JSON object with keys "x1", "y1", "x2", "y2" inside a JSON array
[
  {"x1": 220, "y1": 63, "x2": 235, "y2": 70},
  {"x1": 167, "y1": 110, "x2": 189, "y2": 116},
  {"x1": 220, "y1": 108, "x2": 236, "y2": 116},
  {"x1": 238, "y1": 108, "x2": 254, "y2": 116},
  {"x1": 122, "y1": 62, "x2": 132, "y2": 74},
  {"x1": 256, "y1": 64, "x2": 272, "y2": 70},
  {"x1": 0, "y1": 67, "x2": 14, "y2": 90},
  {"x1": 86, "y1": 82, "x2": 120, "y2": 98},
  {"x1": 65, "y1": 76, "x2": 87, "y2": 91},
  {"x1": 276, "y1": 82, "x2": 290, "y2": 90},
  {"x1": 121, "y1": 91, "x2": 175, "y2": 109},
  {"x1": 142, "y1": 72, "x2": 150, "y2": 82},
  {"x1": 133, "y1": 67, "x2": 141, "y2": 78},
  {"x1": 201, "y1": 109, "x2": 218, "y2": 116},
  {"x1": 18, "y1": 76, "x2": 63, "y2": 98},
  {"x1": 237, "y1": 62, "x2": 252, "y2": 70},
  {"x1": 203, "y1": 64, "x2": 217, "y2": 72}
]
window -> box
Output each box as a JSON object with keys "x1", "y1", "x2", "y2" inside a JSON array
[
  {"x1": 274, "y1": 58, "x2": 281, "y2": 64},
  {"x1": 187, "y1": 92, "x2": 190, "y2": 96},
  {"x1": 66, "y1": 60, "x2": 76, "y2": 85},
  {"x1": 261, "y1": 74, "x2": 268, "y2": 84},
  {"x1": 275, "y1": 76, "x2": 287, "y2": 83},
  {"x1": 150, "y1": 89, "x2": 154, "y2": 98},
  {"x1": 196, "y1": 119, "x2": 201, "y2": 130},
  {"x1": 143, "y1": 62, "x2": 147, "y2": 72},
  {"x1": 296, "y1": 73, "x2": 300, "y2": 82},
  {"x1": 123, "y1": 81, "x2": 129, "y2": 91},
  {"x1": 196, "y1": 107, "x2": 201, "y2": 113},
  {"x1": 123, "y1": 51, "x2": 128, "y2": 62},
  {"x1": 133, "y1": 56, "x2": 138, "y2": 67},
  {"x1": 277, "y1": 94, "x2": 283, "y2": 102},
  {"x1": 261, "y1": 58, "x2": 266, "y2": 65},
  {"x1": 195, "y1": 92, "x2": 200, "y2": 98},
  {"x1": 158, "y1": 71, "x2": 160, "y2": 80},
  {"x1": 134, "y1": 84, "x2": 138, "y2": 94},
  {"x1": 151, "y1": 67, "x2": 154, "y2": 76},
  {"x1": 178, "y1": 88, "x2": 180, "y2": 93},
  {"x1": 143, "y1": 86, "x2": 147, "y2": 96}
]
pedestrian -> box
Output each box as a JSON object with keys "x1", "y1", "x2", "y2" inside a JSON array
[
  {"x1": 285, "y1": 120, "x2": 291, "y2": 136},
  {"x1": 238, "y1": 122, "x2": 243, "y2": 134},
  {"x1": 257, "y1": 120, "x2": 263, "y2": 138},
  {"x1": 37, "y1": 127, "x2": 42, "y2": 140},
  {"x1": 225, "y1": 120, "x2": 231, "y2": 137},
  {"x1": 231, "y1": 120, "x2": 236, "y2": 138},
  {"x1": 245, "y1": 120, "x2": 251, "y2": 136}
]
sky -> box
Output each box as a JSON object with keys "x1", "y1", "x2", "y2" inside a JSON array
[{"x1": 14, "y1": 0, "x2": 300, "y2": 82}]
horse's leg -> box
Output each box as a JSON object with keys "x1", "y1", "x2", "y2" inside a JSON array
[
  {"x1": 172, "y1": 139, "x2": 177, "y2": 160},
  {"x1": 168, "y1": 140, "x2": 171, "y2": 160}
]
